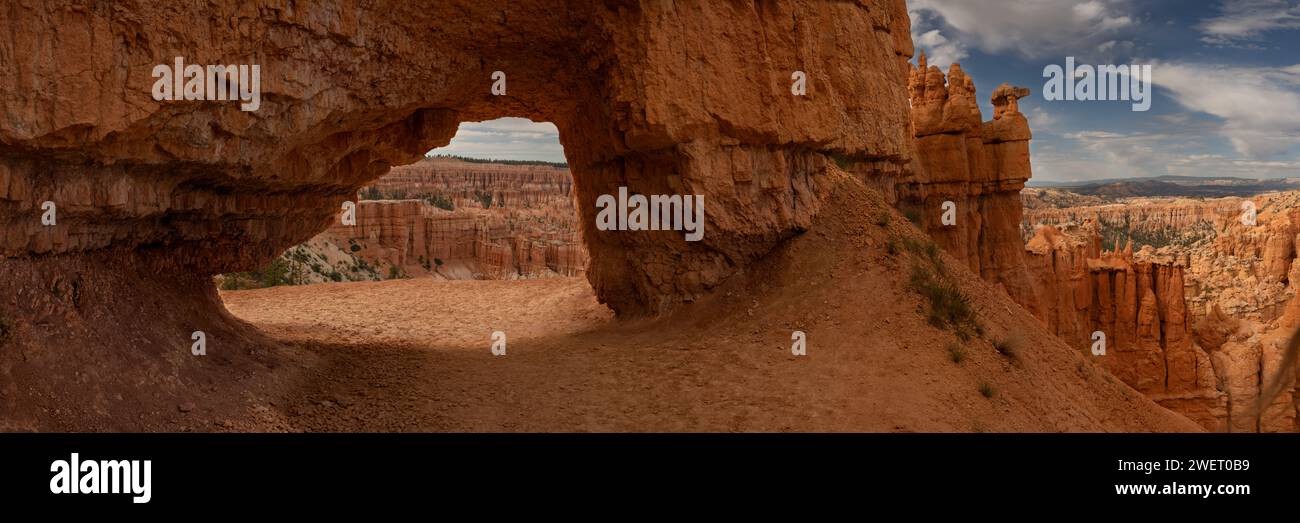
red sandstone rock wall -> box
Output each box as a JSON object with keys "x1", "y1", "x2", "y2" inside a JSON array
[{"x1": 0, "y1": 0, "x2": 918, "y2": 316}]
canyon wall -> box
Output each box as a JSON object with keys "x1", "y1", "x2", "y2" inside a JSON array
[
  {"x1": 1019, "y1": 201, "x2": 1300, "y2": 431},
  {"x1": 0, "y1": 0, "x2": 917, "y2": 316},
  {"x1": 1022, "y1": 193, "x2": 1300, "y2": 321},
  {"x1": 1022, "y1": 225, "x2": 1226, "y2": 428}
]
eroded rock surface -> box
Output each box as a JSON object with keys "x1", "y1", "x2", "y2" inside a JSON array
[
  {"x1": 0, "y1": 0, "x2": 916, "y2": 316},
  {"x1": 340, "y1": 157, "x2": 587, "y2": 279},
  {"x1": 897, "y1": 55, "x2": 1037, "y2": 309},
  {"x1": 324, "y1": 199, "x2": 587, "y2": 280},
  {"x1": 1022, "y1": 224, "x2": 1226, "y2": 428},
  {"x1": 1017, "y1": 216, "x2": 1300, "y2": 431}
]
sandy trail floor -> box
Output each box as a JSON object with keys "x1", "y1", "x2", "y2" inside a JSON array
[
  {"x1": 222, "y1": 277, "x2": 865, "y2": 432},
  {"x1": 220, "y1": 273, "x2": 1195, "y2": 432}
]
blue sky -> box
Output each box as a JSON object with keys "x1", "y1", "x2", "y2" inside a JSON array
[
  {"x1": 433, "y1": 1, "x2": 1300, "y2": 182},
  {"x1": 912, "y1": 0, "x2": 1300, "y2": 182}
]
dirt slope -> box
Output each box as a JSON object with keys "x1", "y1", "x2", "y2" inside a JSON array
[{"x1": 216, "y1": 173, "x2": 1200, "y2": 432}]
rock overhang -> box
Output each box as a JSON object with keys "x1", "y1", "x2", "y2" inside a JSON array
[{"x1": 0, "y1": 0, "x2": 916, "y2": 315}]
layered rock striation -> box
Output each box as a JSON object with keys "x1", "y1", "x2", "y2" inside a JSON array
[
  {"x1": 1019, "y1": 216, "x2": 1300, "y2": 432},
  {"x1": 371, "y1": 157, "x2": 575, "y2": 210},
  {"x1": 1022, "y1": 224, "x2": 1226, "y2": 428},
  {"x1": 0, "y1": 0, "x2": 917, "y2": 316},
  {"x1": 325, "y1": 199, "x2": 587, "y2": 279}
]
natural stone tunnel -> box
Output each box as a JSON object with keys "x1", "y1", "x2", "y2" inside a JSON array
[{"x1": 0, "y1": 0, "x2": 915, "y2": 316}]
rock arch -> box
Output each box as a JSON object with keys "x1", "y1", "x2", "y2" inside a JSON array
[{"x1": 0, "y1": 0, "x2": 915, "y2": 315}]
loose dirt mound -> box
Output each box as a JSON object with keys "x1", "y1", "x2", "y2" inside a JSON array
[
  {"x1": 212, "y1": 173, "x2": 1199, "y2": 432},
  {"x1": 0, "y1": 249, "x2": 315, "y2": 431}
]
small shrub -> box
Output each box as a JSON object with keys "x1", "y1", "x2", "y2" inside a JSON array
[
  {"x1": 425, "y1": 193, "x2": 454, "y2": 211},
  {"x1": 875, "y1": 212, "x2": 890, "y2": 227},
  {"x1": 886, "y1": 238, "x2": 901, "y2": 256},
  {"x1": 979, "y1": 382, "x2": 995, "y2": 398},
  {"x1": 901, "y1": 236, "x2": 940, "y2": 266},
  {"x1": 0, "y1": 315, "x2": 12, "y2": 346},
  {"x1": 434, "y1": 258, "x2": 444, "y2": 267},
  {"x1": 952, "y1": 330, "x2": 968, "y2": 342},
  {"x1": 349, "y1": 243, "x2": 361, "y2": 253},
  {"x1": 910, "y1": 264, "x2": 976, "y2": 332},
  {"x1": 903, "y1": 207, "x2": 922, "y2": 225},
  {"x1": 947, "y1": 343, "x2": 965, "y2": 364},
  {"x1": 830, "y1": 153, "x2": 854, "y2": 170},
  {"x1": 994, "y1": 335, "x2": 1021, "y2": 360},
  {"x1": 922, "y1": 241, "x2": 941, "y2": 268}
]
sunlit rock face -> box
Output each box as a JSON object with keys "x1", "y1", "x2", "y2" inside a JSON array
[
  {"x1": 0, "y1": 0, "x2": 916, "y2": 316},
  {"x1": 1021, "y1": 225, "x2": 1229, "y2": 429}
]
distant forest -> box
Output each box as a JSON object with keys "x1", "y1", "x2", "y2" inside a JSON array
[{"x1": 427, "y1": 154, "x2": 568, "y2": 169}]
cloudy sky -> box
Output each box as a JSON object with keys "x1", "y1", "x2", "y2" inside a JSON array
[
  {"x1": 427, "y1": 117, "x2": 565, "y2": 163},
  {"x1": 912, "y1": 0, "x2": 1300, "y2": 182}
]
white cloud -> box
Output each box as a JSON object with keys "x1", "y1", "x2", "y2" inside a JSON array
[
  {"x1": 1036, "y1": 119, "x2": 1300, "y2": 182},
  {"x1": 1063, "y1": 130, "x2": 1131, "y2": 140},
  {"x1": 909, "y1": 9, "x2": 968, "y2": 69},
  {"x1": 914, "y1": 28, "x2": 968, "y2": 70},
  {"x1": 1027, "y1": 108, "x2": 1058, "y2": 131},
  {"x1": 458, "y1": 117, "x2": 559, "y2": 136},
  {"x1": 1150, "y1": 62, "x2": 1300, "y2": 157},
  {"x1": 909, "y1": 0, "x2": 1139, "y2": 59},
  {"x1": 1199, "y1": 0, "x2": 1300, "y2": 45},
  {"x1": 426, "y1": 117, "x2": 565, "y2": 163},
  {"x1": 1033, "y1": 129, "x2": 1186, "y2": 181}
]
